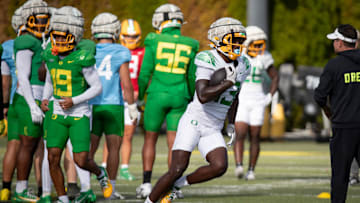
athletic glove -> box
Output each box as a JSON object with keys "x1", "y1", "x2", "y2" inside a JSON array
[
  {"x1": 264, "y1": 93, "x2": 272, "y2": 106},
  {"x1": 224, "y1": 66, "x2": 236, "y2": 84},
  {"x1": 226, "y1": 123, "x2": 236, "y2": 146},
  {"x1": 0, "y1": 119, "x2": 5, "y2": 135},
  {"x1": 128, "y1": 103, "x2": 139, "y2": 121},
  {"x1": 30, "y1": 104, "x2": 45, "y2": 124}
]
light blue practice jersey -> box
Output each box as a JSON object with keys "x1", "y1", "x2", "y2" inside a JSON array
[
  {"x1": 89, "y1": 43, "x2": 131, "y2": 105},
  {"x1": 1, "y1": 40, "x2": 17, "y2": 104}
]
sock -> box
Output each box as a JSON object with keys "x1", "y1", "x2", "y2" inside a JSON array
[
  {"x1": 16, "y1": 180, "x2": 27, "y2": 193},
  {"x1": 121, "y1": 164, "x2": 129, "y2": 169},
  {"x1": 2, "y1": 181, "x2": 11, "y2": 190},
  {"x1": 101, "y1": 162, "x2": 107, "y2": 168},
  {"x1": 59, "y1": 195, "x2": 69, "y2": 203},
  {"x1": 37, "y1": 186, "x2": 42, "y2": 197},
  {"x1": 236, "y1": 163, "x2": 243, "y2": 167},
  {"x1": 110, "y1": 180, "x2": 116, "y2": 192},
  {"x1": 248, "y1": 166, "x2": 255, "y2": 171},
  {"x1": 144, "y1": 196, "x2": 153, "y2": 203},
  {"x1": 143, "y1": 171, "x2": 152, "y2": 184},
  {"x1": 97, "y1": 168, "x2": 105, "y2": 180},
  {"x1": 174, "y1": 176, "x2": 189, "y2": 188},
  {"x1": 42, "y1": 140, "x2": 53, "y2": 195}
]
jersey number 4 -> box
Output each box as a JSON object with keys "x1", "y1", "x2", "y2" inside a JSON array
[
  {"x1": 96, "y1": 55, "x2": 113, "y2": 80},
  {"x1": 155, "y1": 42, "x2": 192, "y2": 74}
]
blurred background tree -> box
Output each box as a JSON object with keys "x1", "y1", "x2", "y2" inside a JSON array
[{"x1": 1, "y1": 0, "x2": 360, "y2": 68}]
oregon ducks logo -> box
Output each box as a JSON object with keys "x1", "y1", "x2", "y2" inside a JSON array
[
  {"x1": 51, "y1": 114, "x2": 57, "y2": 120},
  {"x1": 59, "y1": 61, "x2": 63, "y2": 65},
  {"x1": 191, "y1": 120, "x2": 198, "y2": 126}
]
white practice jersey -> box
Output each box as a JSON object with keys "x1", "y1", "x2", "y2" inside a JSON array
[
  {"x1": 186, "y1": 49, "x2": 251, "y2": 129},
  {"x1": 239, "y1": 51, "x2": 274, "y2": 99}
]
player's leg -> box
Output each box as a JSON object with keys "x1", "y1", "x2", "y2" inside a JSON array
[
  {"x1": 34, "y1": 138, "x2": 44, "y2": 197},
  {"x1": 246, "y1": 125, "x2": 261, "y2": 180},
  {"x1": 234, "y1": 122, "x2": 248, "y2": 177},
  {"x1": 101, "y1": 141, "x2": 108, "y2": 168},
  {"x1": 64, "y1": 146, "x2": 80, "y2": 199},
  {"x1": 349, "y1": 159, "x2": 359, "y2": 185},
  {"x1": 48, "y1": 147, "x2": 66, "y2": 196}
]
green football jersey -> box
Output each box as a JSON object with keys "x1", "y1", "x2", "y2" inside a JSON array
[
  {"x1": 42, "y1": 47, "x2": 95, "y2": 99},
  {"x1": 138, "y1": 27, "x2": 199, "y2": 100},
  {"x1": 14, "y1": 34, "x2": 44, "y2": 86},
  {"x1": 77, "y1": 39, "x2": 96, "y2": 55}
]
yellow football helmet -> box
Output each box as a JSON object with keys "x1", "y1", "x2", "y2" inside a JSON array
[
  {"x1": 244, "y1": 26, "x2": 267, "y2": 57},
  {"x1": 49, "y1": 6, "x2": 84, "y2": 54},
  {"x1": 21, "y1": 0, "x2": 50, "y2": 39},
  {"x1": 120, "y1": 19, "x2": 142, "y2": 50},
  {"x1": 208, "y1": 17, "x2": 246, "y2": 61}
]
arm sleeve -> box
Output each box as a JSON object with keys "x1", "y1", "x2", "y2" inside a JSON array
[
  {"x1": 138, "y1": 46, "x2": 154, "y2": 100},
  {"x1": 16, "y1": 50, "x2": 37, "y2": 107},
  {"x1": 314, "y1": 63, "x2": 333, "y2": 107},
  {"x1": 1, "y1": 61, "x2": 10, "y2": 75},
  {"x1": 72, "y1": 66, "x2": 102, "y2": 105},
  {"x1": 187, "y1": 57, "x2": 197, "y2": 98},
  {"x1": 42, "y1": 66, "x2": 53, "y2": 100}
]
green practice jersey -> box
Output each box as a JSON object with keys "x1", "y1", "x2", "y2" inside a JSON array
[
  {"x1": 14, "y1": 34, "x2": 44, "y2": 86},
  {"x1": 138, "y1": 27, "x2": 199, "y2": 100},
  {"x1": 77, "y1": 39, "x2": 96, "y2": 55},
  {"x1": 42, "y1": 47, "x2": 95, "y2": 99}
]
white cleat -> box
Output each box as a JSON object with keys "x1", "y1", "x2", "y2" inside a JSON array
[
  {"x1": 245, "y1": 170, "x2": 255, "y2": 180},
  {"x1": 136, "y1": 183, "x2": 152, "y2": 199},
  {"x1": 234, "y1": 166, "x2": 244, "y2": 178}
]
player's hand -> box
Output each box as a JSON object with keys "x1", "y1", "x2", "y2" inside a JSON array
[
  {"x1": 30, "y1": 105, "x2": 45, "y2": 124},
  {"x1": 226, "y1": 123, "x2": 236, "y2": 146},
  {"x1": 128, "y1": 103, "x2": 139, "y2": 121},
  {"x1": 60, "y1": 97, "x2": 74, "y2": 110},
  {"x1": 137, "y1": 100, "x2": 145, "y2": 112},
  {"x1": 41, "y1": 99, "x2": 50, "y2": 112},
  {"x1": 0, "y1": 119, "x2": 5, "y2": 135},
  {"x1": 224, "y1": 66, "x2": 236, "y2": 84},
  {"x1": 264, "y1": 93, "x2": 272, "y2": 106}
]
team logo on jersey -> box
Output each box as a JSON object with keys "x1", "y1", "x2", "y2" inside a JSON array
[
  {"x1": 59, "y1": 61, "x2": 63, "y2": 65},
  {"x1": 51, "y1": 114, "x2": 57, "y2": 120},
  {"x1": 80, "y1": 55, "x2": 85, "y2": 60},
  {"x1": 190, "y1": 119, "x2": 198, "y2": 126},
  {"x1": 67, "y1": 60, "x2": 74, "y2": 64}
]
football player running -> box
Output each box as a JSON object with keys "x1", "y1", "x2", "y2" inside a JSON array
[
  {"x1": 0, "y1": 6, "x2": 23, "y2": 201},
  {"x1": 40, "y1": 7, "x2": 111, "y2": 203},
  {"x1": 137, "y1": 3, "x2": 199, "y2": 199},
  {"x1": 146, "y1": 17, "x2": 251, "y2": 203},
  {"x1": 88, "y1": 12, "x2": 137, "y2": 200},
  {"x1": 11, "y1": 1, "x2": 50, "y2": 202},
  {"x1": 233, "y1": 26, "x2": 279, "y2": 180},
  {"x1": 119, "y1": 18, "x2": 144, "y2": 181}
]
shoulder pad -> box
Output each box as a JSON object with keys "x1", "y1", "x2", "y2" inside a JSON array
[
  {"x1": 77, "y1": 39, "x2": 96, "y2": 55},
  {"x1": 14, "y1": 34, "x2": 40, "y2": 52},
  {"x1": 75, "y1": 50, "x2": 96, "y2": 67},
  {"x1": 144, "y1": 32, "x2": 157, "y2": 45},
  {"x1": 195, "y1": 51, "x2": 216, "y2": 68}
]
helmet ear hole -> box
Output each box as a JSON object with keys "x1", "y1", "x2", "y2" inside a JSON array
[{"x1": 28, "y1": 16, "x2": 35, "y2": 28}]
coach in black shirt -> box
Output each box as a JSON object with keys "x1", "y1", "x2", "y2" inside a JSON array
[{"x1": 314, "y1": 24, "x2": 360, "y2": 203}]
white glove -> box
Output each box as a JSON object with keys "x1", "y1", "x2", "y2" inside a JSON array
[
  {"x1": 264, "y1": 93, "x2": 272, "y2": 106},
  {"x1": 128, "y1": 103, "x2": 139, "y2": 121},
  {"x1": 224, "y1": 66, "x2": 236, "y2": 84},
  {"x1": 226, "y1": 123, "x2": 236, "y2": 146},
  {"x1": 30, "y1": 105, "x2": 45, "y2": 124}
]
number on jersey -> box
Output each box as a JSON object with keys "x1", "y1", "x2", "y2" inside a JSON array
[{"x1": 96, "y1": 54, "x2": 113, "y2": 80}]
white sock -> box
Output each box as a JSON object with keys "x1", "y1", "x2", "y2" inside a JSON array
[
  {"x1": 101, "y1": 162, "x2": 107, "y2": 168},
  {"x1": 59, "y1": 195, "x2": 69, "y2": 203},
  {"x1": 66, "y1": 141, "x2": 91, "y2": 192},
  {"x1": 16, "y1": 180, "x2": 27, "y2": 193},
  {"x1": 174, "y1": 176, "x2": 189, "y2": 188},
  {"x1": 110, "y1": 180, "x2": 116, "y2": 192},
  {"x1": 121, "y1": 164, "x2": 129, "y2": 169},
  {"x1": 144, "y1": 196, "x2": 153, "y2": 203},
  {"x1": 42, "y1": 140, "x2": 53, "y2": 195}
]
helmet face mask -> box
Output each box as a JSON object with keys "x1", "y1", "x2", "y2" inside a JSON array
[
  {"x1": 50, "y1": 30, "x2": 76, "y2": 54},
  {"x1": 22, "y1": 0, "x2": 49, "y2": 39},
  {"x1": 247, "y1": 39, "x2": 266, "y2": 57},
  {"x1": 26, "y1": 14, "x2": 50, "y2": 36},
  {"x1": 120, "y1": 19, "x2": 141, "y2": 50},
  {"x1": 244, "y1": 26, "x2": 267, "y2": 58},
  {"x1": 208, "y1": 17, "x2": 246, "y2": 61}
]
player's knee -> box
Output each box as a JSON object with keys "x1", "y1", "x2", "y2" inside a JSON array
[
  {"x1": 212, "y1": 160, "x2": 228, "y2": 177},
  {"x1": 168, "y1": 165, "x2": 186, "y2": 179},
  {"x1": 48, "y1": 153, "x2": 60, "y2": 167}
]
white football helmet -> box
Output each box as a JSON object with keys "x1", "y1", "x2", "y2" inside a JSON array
[
  {"x1": 11, "y1": 6, "x2": 25, "y2": 34},
  {"x1": 91, "y1": 12, "x2": 121, "y2": 41},
  {"x1": 49, "y1": 6, "x2": 84, "y2": 53},
  {"x1": 152, "y1": 3, "x2": 183, "y2": 32},
  {"x1": 208, "y1": 17, "x2": 246, "y2": 60},
  {"x1": 21, "y1": 0, "x2": 50, "y2": 38},
  {"x1": 244, "y1": 26, "x2": 267, "y2": 57}
]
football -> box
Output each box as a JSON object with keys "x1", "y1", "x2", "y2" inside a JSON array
[{"x1": 209, "y1": 67, "x2": 226, "y2": 86}]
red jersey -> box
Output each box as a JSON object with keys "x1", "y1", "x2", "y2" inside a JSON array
[{"x1": 129, "y1": 47, "x2": 145, "y2": 92}]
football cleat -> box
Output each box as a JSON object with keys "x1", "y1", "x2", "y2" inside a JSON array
[
  {"x1": 66, "y1": 183, "x2": 80, "y2": 200},
  {"x1": 13, "y1": 189, "x2": 39, "y2": 202},
  {"x1": 245, "y1": 170, "x2": 256, "y2": 180},
  {"x1": 349, "y1": 177, "x2": 359, "y2": 185},
  {"x1": 136, "y1": 183, "x2": 152, "y2": 199},
  {"x1": 0, "y1": 188, "x2": 10, "y2": 200},
  {"x1": 119, "y1": 167, "x2": 135, "y2": 181},
  {"x1": 37, "y1": 195, "x2": 51, "y2": 203},
  {"x1": 208, "y1": 17, "x2": 246, "y2": 60},
  {"x1": 235, "y1": 165, "x2": 244, "y2": 178},
  {"x1": 74, "y1": 189, "x2": 96, "y2": 203},
  {"x1": 160, "y1": 187, "x2": 177, "y2": 203},
  {"x1": 97, "y1": 166, "x2": 113, "y2": 198},
  {"x1": 106, "y1": 191, "x2": 125, "y2": 200}
]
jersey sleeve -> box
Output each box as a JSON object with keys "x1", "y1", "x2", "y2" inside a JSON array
[
  {"x1": 76, "y1": 50, "x2": 96, "y2": 68},
  {"x1": 77, "y1": 39, "x2": 96, "y2": 55},
  {"x1": 194, "y1": 51, "x2": 217, "y2": 81},
  {"x1": 261, "y1": 51, "x2": 274, "y2": 70},
  {"x1": 14, "y1": 35, "x2": 36, "y2": 52},
  {"x1": 1, "y1": 41, "x2": 13, "y2": 62}
]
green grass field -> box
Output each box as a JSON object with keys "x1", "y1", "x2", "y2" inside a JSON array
[{"x1": 1, "y1": 133, "x2": 360, "y2": 202}]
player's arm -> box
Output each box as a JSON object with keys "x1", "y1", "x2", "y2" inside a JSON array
[
  {"x1": 120, "y1": 62, "x2": 135, "y2": 105},
  {"x1": 41, "y1": 66, "x2": 53, "y2": 112},
  {"x1": 314, "y1": 64, "x2": 334, "y2": 119},
  {"x1": 267, "y1": 65, "x2": 279, "y2": 96},
  {"x1": 1, "y1": 61, "x2": 11, "y2": 116},
  {"x1": 16, "y1": 50, "x2": 38, "y2": 108},
  {"x1": 138, "y1": 45, "x2": 155, "y2": 101},
  {"x1": 61, "y1": 66, "x2": 102, "y2": 110},
  {"x1": 196, "y1": 79, "x2": 233, "y2": 104}
]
